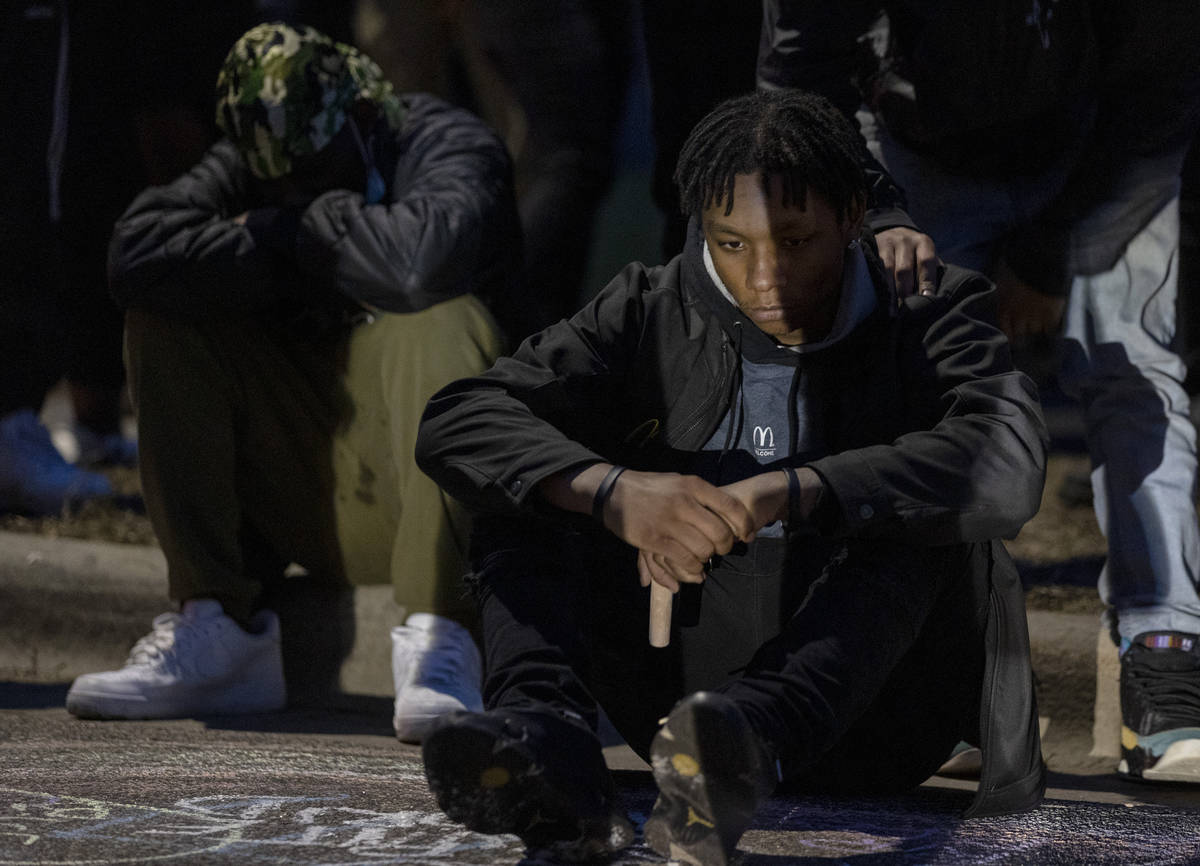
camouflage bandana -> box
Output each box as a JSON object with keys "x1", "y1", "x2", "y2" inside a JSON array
[{"x1": 215, "y1": 22, "x2": 405, "y2": 180}]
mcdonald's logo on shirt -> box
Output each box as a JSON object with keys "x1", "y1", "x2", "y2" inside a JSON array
[{"x1": 753, "y1": 425, "x2": 776, "y2": 458}]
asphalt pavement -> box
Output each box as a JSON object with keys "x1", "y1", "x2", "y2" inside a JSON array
[
  {"x1": 4, "y1": 507, "x2": 1200, "y2": 865},
  {"x1": 4, "y1": 688, "x2": 1200, "y2": 866}
]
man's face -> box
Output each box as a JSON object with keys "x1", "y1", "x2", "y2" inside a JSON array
[{"x1": 702, "y1": 173, "x2": 862, "y2": 345}]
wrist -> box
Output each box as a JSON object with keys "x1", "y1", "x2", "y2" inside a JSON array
[
  {"x1": 591, "y1": 465, "x2": 627, "y2": 522},
  {"x1": 782, "y1": 468, "x2": 800, "y2": 524},
  {"x1": 785, "y1": 466, "x2": 826, "y2": 525},
  {"x1": 537, "y1": 462, "x2": 614, "y2": 516}
]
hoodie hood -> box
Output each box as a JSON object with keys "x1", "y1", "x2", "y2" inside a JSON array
[{"x1": 683, "y1": 215, "x2": 896, "y2": 365}]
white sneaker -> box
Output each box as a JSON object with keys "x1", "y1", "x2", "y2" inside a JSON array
[
  {"x1": 391, "y1": 612, "x2": 483, "y2": 743},
  {"x1": 65, "y1": 599, "x2": 286, "y2": 719}
]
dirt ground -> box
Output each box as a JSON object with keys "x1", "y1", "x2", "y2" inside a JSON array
[{"x1": 0, "y1": 464, "x2": 155, "y2": 545}]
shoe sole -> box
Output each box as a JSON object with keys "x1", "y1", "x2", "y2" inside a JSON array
[
  {"x1": 645, "y1": 696, "x2": 764, "y2": 866},
  {"x1": 937, "y1": 745, "x2": 983, "y2": 778},
  {"x1": 424, "y1": 720, "x2": 543, "y2": 834},
  {"x1": 394, "y1": 715, "x2": 438, "y2": 744},
  {"x1": 394, "y1": 693, "x2": 480, "y2": 744},
  {"x1": 423, "y1": 716, "x2": 632, "y2": 859},
  {"x1": 1119, "y1": 727, "x2": 1200, "y2": 782},
  {"x1": 395, "y1": 705, "x2": 454, "y2": 744},
  {"x1": 65, "y1": 681, "x2": 285, "y2": 720}
]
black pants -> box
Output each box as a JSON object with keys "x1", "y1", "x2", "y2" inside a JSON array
[{"x1": 471, "y1": 519, "x2": 991, "y2": 794}]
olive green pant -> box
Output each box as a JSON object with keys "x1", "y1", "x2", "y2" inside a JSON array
[{"x1": 124, "y1": 296, "x2": 503, "y2": 627}]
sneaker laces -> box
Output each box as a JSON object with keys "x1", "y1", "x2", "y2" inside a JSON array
[
  {"x1": 1126, "y1": 653, "x2": 1200, "y2": 721},
  {"x1": 125, "y1": 612, "x2": 224, "y2": 677},
  {"x1": 126, "y1": 614, "x2": 182, "y2": 665}
]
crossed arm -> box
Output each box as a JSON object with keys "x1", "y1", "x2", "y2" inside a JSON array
[{"x1": 538, "y1": 463, "x2": 825, "y2": 593}]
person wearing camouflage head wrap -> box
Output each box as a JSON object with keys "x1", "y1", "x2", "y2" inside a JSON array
[
  {"x1": 215, "y1": 21, "x2": 405, "y2": 180},
  {"x1": 73, "y1": 21, "x2": 522, "y2": 738}
]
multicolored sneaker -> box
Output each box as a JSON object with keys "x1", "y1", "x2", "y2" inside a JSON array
[
  {"x1": 644, "y1": 692, "x2": 779, "y2": 866},
  {"x1": 1118, "y1": 631, "x2": 1200, "y2": 782},
  {"x1": 423, "y1": 708, "x2": 633, "y2": 861}
]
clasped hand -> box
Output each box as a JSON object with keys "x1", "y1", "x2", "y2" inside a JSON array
[{"x1": 599, "y1": 470, "x2": 790, "y2": 593}]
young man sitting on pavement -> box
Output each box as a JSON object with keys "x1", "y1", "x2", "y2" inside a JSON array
[
  {"x1": 65, "y1": 22, "x2": 521, "y2": 742},
  {"x1": 414, "y1": 89, "x2": 1049, "y2": 864}
]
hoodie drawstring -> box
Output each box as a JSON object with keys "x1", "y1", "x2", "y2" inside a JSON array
[
  {"x1": 718, "y1": 322, "x2": 745, "y2": 466},
  {"x1": 786, "y1": 362, "x2": 803, "y2": 457}
]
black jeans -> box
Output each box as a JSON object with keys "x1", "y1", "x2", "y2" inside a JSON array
[{"x1": 471, "y1": 517, "x2": 989, "y2": 794}]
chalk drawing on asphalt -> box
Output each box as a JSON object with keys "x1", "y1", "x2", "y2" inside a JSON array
[
  {"x1": 7, "y1": 784, "x2": 1200, "y2": 864},
  {"x1": 0, "y1": 788, "x2": 513, "y2": 865}
]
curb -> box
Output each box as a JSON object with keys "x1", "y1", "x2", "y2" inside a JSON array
[
  {"x1": 0, "y1": 531, "x2": 168, "y2": 683},
  {"x1": 0, "y1": 531, "x2": 404, "y2": 701}
]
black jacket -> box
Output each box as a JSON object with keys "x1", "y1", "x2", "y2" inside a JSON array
[
  {"x1": 758, "y1": 0, "x2": 1200, "y2": 295},
  {"x1": 417, "y1": 220, "x2": 1049, "y2": 817},
  {"x1": 108, "y1": 93, "x2": 523, "y2": 337}
]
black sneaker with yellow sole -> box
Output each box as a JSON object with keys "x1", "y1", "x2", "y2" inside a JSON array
[
  {"x1": 422, "y1": 708, "x2": 633, "y2": 861},
  {"x1": 644, "y1": 692, "x2": 778, "y2": 866},
  {"x1": 1119, "y1": 631, "x2": 1200, "y2": 782}
]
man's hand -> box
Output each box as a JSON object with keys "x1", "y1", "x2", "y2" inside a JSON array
[
  {"x1": 722, "y1": 466, "x2": 826, "y2": 527},
  {"x1": 538, "y1": 465, "x2": 757, "y2": 592},
  {"x1": 606, "y1": 470, "x2": 756, "y2": 585},
  {"x1": 994, "y1": 257, "x2": 1066, "y2": 339},
  {"x1": 720, "y1": 471, "x2": 790, "y2": 529},
  {"x1": 875, "y1": 227, "x2": 939, "y2": 299},
  {"x1": 637, "y1": 467, "x2": 826, "y2": 592}
]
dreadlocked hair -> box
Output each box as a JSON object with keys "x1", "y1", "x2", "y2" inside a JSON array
[{"x1": 674, "y1": 88, "x2": 866, "y2": 221}]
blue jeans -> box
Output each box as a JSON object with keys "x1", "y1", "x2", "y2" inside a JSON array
[{"x1": 862, "y1": 111, "x2": 1200, "y2": 641}]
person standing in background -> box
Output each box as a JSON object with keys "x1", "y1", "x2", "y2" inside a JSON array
[{"x1": 758, "y1": 0, "x2": 1200, "y2": 781}]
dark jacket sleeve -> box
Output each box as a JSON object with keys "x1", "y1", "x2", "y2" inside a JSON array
[
  {"x1": 108, "y1": 140, "x2": 296, "y2": 317},
  {"x1": 416, "y1": 263, "x2": 657, "y2": 514},
  {"x1": 757, "y1": 0, "x2": 915, "y2": 230},
  {"x1": 1004, "y1": 0, "x2": 1200, "y2": 295},
  {"x1": 808, "y1": 270, "x2": 1048, "y2": 543},
  {"x1": 295, "y1": 94, "x2": 520, "y2": 314}
]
